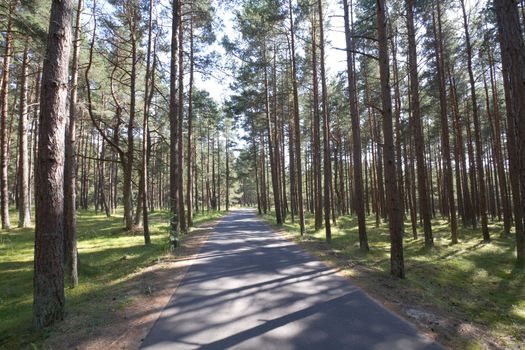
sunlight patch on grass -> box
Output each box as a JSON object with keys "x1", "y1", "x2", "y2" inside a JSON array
[
  {"x1": 260, "y1": 210, "x2": 525, "y2": 348},
  {"x1": 0, "y1": 208, "x2": 225, "y2": 349}
]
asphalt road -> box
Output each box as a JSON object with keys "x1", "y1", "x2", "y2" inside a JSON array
[{"x1": 141, "y1": 209, "x2": 441, "y2": 350}]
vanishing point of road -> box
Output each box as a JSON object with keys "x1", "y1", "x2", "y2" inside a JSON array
[{"x1": 141, "y1": 209, "x2": 441, "y2": 350}]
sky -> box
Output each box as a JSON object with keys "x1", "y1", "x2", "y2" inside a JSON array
[
  {"x1": 193, "y1": 1, "x2": 348, "y2": 103},
  {"x1": 193, "y1": 0, "x2": 482, "y2": 103},
  {"x1": 83, "y1": 0, "x2": 481, "y2": 105}
]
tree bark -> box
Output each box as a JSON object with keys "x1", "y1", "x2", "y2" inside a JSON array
[
  {"x1": 187, "y1": 4, "x2": 195, "y2": 226},
  {"x1": 377, "y1": 0, "x2": 404, "y2": 278},
  {"x1": 487, "y1": 47, "x2": 512, "y2": 236},
  {"x1": 343, "y1": 0, "x2": 368, "y2": 250},
  {"x1": 18, "y1": 40, "x2": 31, "y2": 228},
  {"x1": 433, "y1": 1, "x2": 458, "y2": 243},
  {"x1": 494, "y1": 0, "x2": 525, "y2": 266},
  {"x1": 461, "y1": 0, "x2": 490, "y2": 242},
  {"x1": 317, "y1": 0, "x2": 332, "y2": 242},
  {"x1": 263, "y1": 45, "x2": 283, "y2": 224},
  {"x1": 288, "y1": 0, "x2": 305, "y2": 234},
  {"x1": 170, "y1": 0, "x2": 181, "y2": 234},
  {"x1": 33, "y1": 0, "x2": 73, "y2": 328},
  {"x1": 310, "y1": 15, "x2": 323, "y2": 231},
  {"x1": 178, "y1": 3, "x2": 187, "y2": 232},
  {"x1": 406, "y1": 0, "x2": 433, "y2": 247},
  {"x1": 141, "y1": 0, "x2": 155, "y2": 244},
  {"x1": 64, "y1": 0, "x2": 83, "y2": 287},
  {"x1": 0, "y1": 2, "x2": 14, "y2": 229}
]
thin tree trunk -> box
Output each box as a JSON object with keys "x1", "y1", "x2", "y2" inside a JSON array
[
  {"x1": 317, "y1": 0, "x2": 332, "y2": 242},
  {"x1": 487, "y1": 47, "x2": 512, "y2": 236},
  {"x1": 461, "y1": 0, "x2": 490, "y2": 242},
  {"x1": 170, "y1": 0, "x2": 181, "y2": 234},
  {"x1": 407, "y1": 0, "x2": 433, "y2": 246},
  {"x1": 310, "y1": 16, "x2": 322, "y2": 231},
  {"x1": 252, "y1": 121, "x2": 261, "y2": 214},
  {"x1": 18, "y1": 40, "x2": 31, "y2": 228},
  {"x1": 263, "y1": 45, "x2": 283, "y2": 224},
  {"x1": 63, "y1": 0, "x2": 83, "y2": 287},
  {"x1": 448, "y1": 67, "x2": 473, "y2": 227},
  {"x1": 377, "y1": 0, "x2": 404, "y2": 278},
  {"x1": 288, "y1": 0, "x2": 305, "y2": 234},
  {"x1": 141, "y1": 0, "x2": 155, "y2": 244},
  {"x1": 344, "y1": 0, "x2": 368, "y2": 250},
  {"x1": 187, "y1": 4, "x2": 195, "y2": 226},
  {"x1": 178, "y1": 4, "x2": 187, "y2": 232},
  {"x1": 433, "y1": 1, "x2": 458, "y2": 243},
  {"x1": 0, "y1": 2, "x2": 14, "y2": 229}
]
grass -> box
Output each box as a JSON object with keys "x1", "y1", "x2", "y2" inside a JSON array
[
  {"x1": 261, "y1": 211, "x2": 525, "y2": 349},
  {"x1": 0, "y1": 208, "x2": 225, "y2": 349}
]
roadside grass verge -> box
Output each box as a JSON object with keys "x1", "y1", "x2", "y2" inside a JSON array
[
  {"x1": 261, "y1": 211, "x2": 525, "y2": 349},
  {"x1": 0, "y1": 209, "x2": 225, "y2": 349}
]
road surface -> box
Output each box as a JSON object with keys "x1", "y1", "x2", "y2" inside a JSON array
[{"x1": 141, "y1": 209, "x2": 441, "y2": 350}]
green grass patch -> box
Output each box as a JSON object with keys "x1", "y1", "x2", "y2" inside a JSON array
[
  {"x1": 261, "y1": 211, "x2": 525, "y2": 348},
  {"x1": 0, "y1": 208, "x2": 225, "y2": 349}
]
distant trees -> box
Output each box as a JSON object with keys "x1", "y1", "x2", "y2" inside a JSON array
[{"x1": 223, "y1": 0, "x2": 525, "y2": 274}]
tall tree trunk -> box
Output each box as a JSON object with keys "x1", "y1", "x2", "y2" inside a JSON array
[
  {"x1": 406, "y1": 0, "x2": 433, "y2": 247},
  {"x1": 141, "y1": 0, "x2": 155, "y2": 244},
  {"x1": 252, "y1": 120, "x2": 261, "y2": 214},
  {"x1": 377, "y1": 0, "x2": 404, "y2": 278},
  {"x1": 178, "y1": 4, "x2": 187, "y2": 232},
  {"x1": 448, "y1": 68, "x2": 473, "y2": 227},
  {"x1": 288, "y1": 0, "x2": 305, "y2": 234},
  {"x1": 123, "y1": 11, "x2": 139, "y2": 231},
  {"x1": 494, "y1": 0, "x2": 525, "y2": 266},
  {"x1": 310, "y1": 16, "x2": 323, "y2": 231},
  {"x1": 170, "y1": 0, "x2": 181, "y2": 234},
  {"x1": 226, "y1": 133, "x2": 230, "y2": 211},
  {"x1": 433, "y1": 1, "x2": 458, "y2": 243},
  {"x1": 18, "y1": 41, "x2": 31, "y2": 228},
  {"x1": 187, "y1": 4, "x2": 194, "y2": 226},
  {"x1": 0, "y1": 2, "x2": 14, "y2": 229},
  {"x1": 461, "y1": 0, "x2": 490, "y2": 242},
  {"x1": 390, "y1": 22, "x2": 405, "y2": 229},
  {"x1": 317, "y1": 0, "x2": 332, "y2": 242},
  {"x1": 487, "y1": 47, "x2": 512, "y2": 236},
  {"x1": 33, "y1": 0, "x2": 73, "y2": 328},
  {"x1": 64, "y1": 0, "x2": 83, "y2": 287},
  {"x1": 217, "y1": 136, "x2": 221, "y2": 210},
  {"x1": 263, "y1": 46, "x2": 283, "y2": 224},
  {"x1": 343, "y1": 0, "x2": 368, "y2": 250}
]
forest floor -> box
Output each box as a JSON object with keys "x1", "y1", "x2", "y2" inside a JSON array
[
  {"x1": 261, "y1": 211, "x2": 525, "y2": 350},
  {"x1": 0, "y1": 208, "x2": 225, "y2": 350}
]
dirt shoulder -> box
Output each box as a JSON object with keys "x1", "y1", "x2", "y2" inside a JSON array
[{"x1": 42, "y1": 218, "x2": 222, "y2": 350}]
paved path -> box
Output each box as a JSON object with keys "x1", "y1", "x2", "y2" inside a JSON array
[{"x1": 141, "y1": 209, "x2": 441, "y2": 350}]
